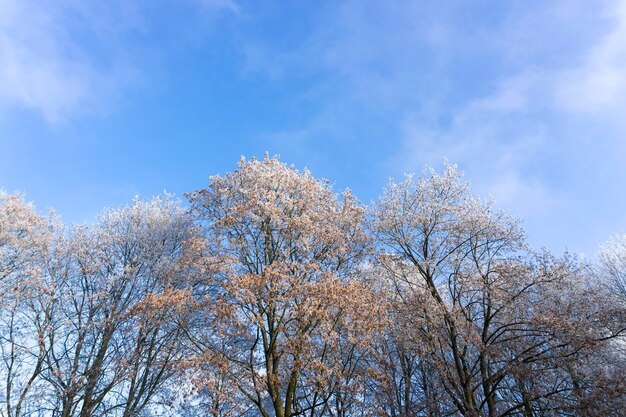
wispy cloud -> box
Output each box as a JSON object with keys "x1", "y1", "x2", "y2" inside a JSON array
[
  {"x1": 0, "y1": 0, "x2": 236, "y2": 122},
  {"x1": 395, "y1": 0, "x2": 626, "y2": 251},
  {"x1": 2, "y1": 0, "x2": 623, "y2": 253},
  {"x1": 554, "y1": 1, "x2": 626, "y2": 116},
  {"x1": 239, "y1": 0, "x2": 626, "y2": 253}
]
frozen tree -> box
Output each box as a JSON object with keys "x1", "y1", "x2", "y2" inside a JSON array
[
  {"x1": 186, "y1": 155, "x2": 383, "y2": 417},
  {"x1": 1, "y1": 158, "x2": 624, "y2": 417},
  {"x1": 0, "y1": 192, "x2": 58, "y2": 417},
  {"x1": 368, "y1": 163, "x2": 625, "y2": 417},
  {"x1": 41, "y1": 196, "x2": 199, "y2": 417}
]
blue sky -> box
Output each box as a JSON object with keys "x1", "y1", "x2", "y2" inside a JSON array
[{"x1": 1, "y1": 0, "x2": 626, "y2": 256}]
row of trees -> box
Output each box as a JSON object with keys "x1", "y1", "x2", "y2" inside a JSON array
[{"x1": 1, "y1": 156, "x2": 624, "y2": 417}]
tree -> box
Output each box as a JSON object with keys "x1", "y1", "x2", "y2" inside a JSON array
[
  {"x1": 2, "y1": 157, "x2": 624, "y2": 417},
  {"x1": 0, "y1": 192, "x2": 57, "y2": 417},
  {"x1": 42, "y1": 196, "x2": 198, "y2": 417},
  {"x1": 186, "y1": 155, "x2": 382, "y2": 417},
  {"x1": 598, "y1": 234, "x2": 626, "y2": 300},
  {"x1": 368, "y1": 163, "x2": 623, "y2": 417}
]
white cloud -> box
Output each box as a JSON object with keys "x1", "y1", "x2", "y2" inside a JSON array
[
  {"x1": 0, "y1": 1, "x2": 126, "y2": 121},
  {"x1": 0, "y1": 0, "x2": 237, "y2": 122},
  {"x1": 554, "y1": 1, "x2": 626, "y2": 115},
  {"x1": 393, "y1": 0, "x2": 626, "y2": 253},
  {"x1": 212, "y1": 0, "x2": 626, "y2": 253}
]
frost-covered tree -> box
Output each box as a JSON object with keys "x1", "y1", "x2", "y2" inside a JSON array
[
  {"x1": 598, "y1": 234, "x2": 626, "y2": 299},
  {"x1": 42, "y1": 196, "x2": 199, "y2": 417},
  {"x1": 368, "y1": 164, "x2": 625, "y2": 417},
  {"x1": 1, "y1": 158, "x2": 624, "y2": 417},
  {"x1": 0, "y1": 192, "x2": 57, "y2": 417},
  {"x1": 186, "y1": 155, "x2": 383, "y2": 417}
]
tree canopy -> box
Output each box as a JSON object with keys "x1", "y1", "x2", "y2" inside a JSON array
[{"x1": 1, "y1": 156, "x2": 624, "y2": 417}]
